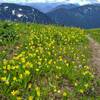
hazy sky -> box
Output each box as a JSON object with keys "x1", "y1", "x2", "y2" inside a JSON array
[{"x1": 0, "y1": 0, "x2": 100, "y2": 5}]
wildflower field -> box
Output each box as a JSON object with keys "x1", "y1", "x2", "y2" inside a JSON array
[{"x1": 0, "y1": 21, "x2": 96, "y2": 99}]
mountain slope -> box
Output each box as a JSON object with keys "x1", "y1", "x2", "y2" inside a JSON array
[
  {"x1": 47, "y1": 4, "x2": 100, "y2": 28},
  {"x1": 0, "y1": 3, "x2": 53, "y2": 24}
]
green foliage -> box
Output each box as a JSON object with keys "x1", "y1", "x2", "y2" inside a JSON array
[{"x1": 0, "y1": 21, "x2": 19, "y2": 45}]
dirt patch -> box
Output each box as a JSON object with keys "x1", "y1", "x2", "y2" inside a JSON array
[{"x1": 88, "y1": 36, "x2": 100, "y2": 96}]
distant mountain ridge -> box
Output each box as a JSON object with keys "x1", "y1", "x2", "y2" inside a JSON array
[
  {"x1": 19, "y1": 3, "x2": 61, "y2": 13},
  {"x1": 47, "y1": 4, "x2": 100, "y2": 29},
  {"x1": 19, "y1": 3, "x2": 80, "y2": 13},
  {"x1": 0, "y1": 3, "x2": 53, "y2": 24}
]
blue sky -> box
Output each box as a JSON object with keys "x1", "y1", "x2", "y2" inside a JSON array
[{"x1": 0, "y1": 0, "x2": 100, "y2": 5}]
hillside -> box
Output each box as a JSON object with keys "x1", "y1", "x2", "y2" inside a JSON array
[
  {"x1": 0, "y1": 3, "x2": 53, "y2": 24},
  {"x1": 0, "y1": 21, "x2": 99, "y2": 99},
  {"x1": 47, "y1": 4, "x2": 100, "y2": 28}
]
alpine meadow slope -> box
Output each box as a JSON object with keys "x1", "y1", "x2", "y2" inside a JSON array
[{"x1": 0, "y1": 21, "x2": 96, "y2": 99}]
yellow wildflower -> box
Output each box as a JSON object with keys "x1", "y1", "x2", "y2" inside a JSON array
[
  {"x1": 3, "y1": 66, "x2": 6, "y2": 70},
  {"x1": 48, "y1": 59, "x2": 52, "y2": 64},
  {"x1": 28, "y1": 96, "x2": 33, "y2": 100},
  {"x1": 59, "y1": 56, "x2": 63, "y2": 61},
  {"x1": 28, "y1": 83, "x2": 32, "y2": 89},
  {"x1": 54, "y1": 89, "x2": 57, "y2": 92},
  {"x1": 5, "y1": 81, "x2": 9, "y2": 85},
  {"x1": 57, "y1": 90, "x2": 61, "y2": 93},
  {"x1": 84, "y1": 84, "x2": 89, "y2": 88},
  {"x1": 84, "y1": 66, "x2": 89, "y2": 70},
  {"x1": 1, "y1": 77, "x2": 7, "y2": 81},
  {"x1": 79, "y1": 89, "x2": 84, "y2": 94},
  {"x1": 7, "y1": 65, "x2": 11, "y2": 71},
  {"x1": 19, "y1": 74, "x2": 23, "y2": 79},
  {"x1": 63, "y1": 92, "x2": 67, "y2": 96},
  {"x1": 11, "y1": 90, "x2": 19, "y2": 96},
  {"x1": 3, "y1": 59, "x2": 8, "y2": 65},
  {"x1": 21, "y1": 58, "x2": 26, "y2": 63},
  {"x1": 25, "y1": 62, "x2": 33, "y2": 68},
  {"x1": 25, "y1": 70, "x2": 30, "y2": 75},
  {"x1": 17, "y1": 97, "x2": 22, "y2": 100},
  {"x1": 75, "y1": 83, "x2": 78, "y2": 86},
  {"x1": 15, "y1": 65, "x2": 19, "y2": 69},
  {"x1": 48, "y1": 52, "x2": 51, "y2": 55},
  {"x1": 11, "y1": 66, "x2": 16, "y2": 70},
  {"x1": 13, "y1": 77, "x2": 17, "y2": 81},
  {"x1": 4, "y1": 70, "x2": 7, "y2": 74},
  {"x1": 35, "y1": 87, "x2": 40, "y2": 97},
  {"x1": 38, "y1": 62, "x2": 41, "y2": 65},
  {"x1": 36, "y1": 69, "x2": 39, "y2": 72}
]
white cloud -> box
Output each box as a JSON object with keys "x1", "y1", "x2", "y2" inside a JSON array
[
  {"x1": 0, "y1": 0, "x2": 100, "y2": 5},
  {"x1": 67, "y1": 0, "x2": 98, "y2": 5}
]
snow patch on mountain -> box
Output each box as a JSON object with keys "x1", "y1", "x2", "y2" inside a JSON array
[
  {"x1": 4, "y1": 6, "x2": 8, "y2": 9},
  {"x1": 17, "y1": 13, "x2": 23, "y2": 18},
  {"x1": 19, "y1": 8, "x2": 22, "y2": 11},
  {"x1": 12, "y1": 10, "x2": 15, "y2": 15}
]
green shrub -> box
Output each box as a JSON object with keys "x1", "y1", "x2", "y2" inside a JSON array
[{"x1": 0, "y1": 22, "x2": 18, "y2": 45}]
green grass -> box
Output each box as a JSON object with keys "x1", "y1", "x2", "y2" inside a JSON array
[
  {"x1": 87, "y1": 28, "x2": 100, "y2": 43},
  {"x1": 0, "y1": 21, "x2": 95, "y2": 99}
]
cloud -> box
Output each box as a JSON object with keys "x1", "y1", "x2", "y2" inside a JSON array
[
  {"x1": 67, "y1": 0, "x2": 98, "y2": 5},
  {"x1": 0, "y1": 0, "x2": 100, "y2": 5}
]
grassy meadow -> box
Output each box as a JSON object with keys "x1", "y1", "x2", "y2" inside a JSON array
[
  {"x1": 0, "y1": 21, "x2": 98, "y2": 99},
  {"x1": 87, "y1": 29, "x2": 100, "y2": 43}
]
